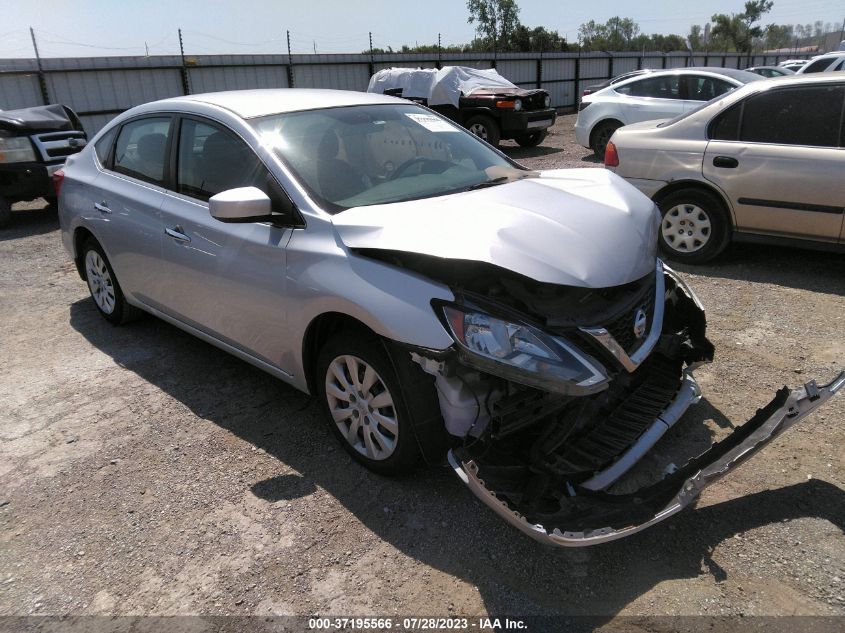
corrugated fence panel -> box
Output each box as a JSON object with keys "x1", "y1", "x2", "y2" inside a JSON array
[
  {"x1": 541, "y1": 58, "x2": 575, "y2": 81},
  {"x1": 0, "y1": 73, "x2": 42, "y2": 109},
  {"x1": 543, "y1": 81, "x2": 572, "y2": 108},
  {"x1": 495, "y1": 59, "x2": 536, "y2": 84},
  {"x1": 188, "y1": 65, "x2": 289, "y2": 93},
  {"x1": 293, "y1": 63, "x2": 370, "y2": 90},
  {"x1": 665, "y1": 56, "x2": 688, "y2": 68},
  {"x1": 441, "y1": 59, "x2": 493, "y2": 69},
  {"x1": 79, "y1": 113, "x2": 119, "y2": 137},
  {"x1": 612, "y1": 57, "x2": 639, "y2": 74},
  {"x1": 373, "y1": 60, "x2": 437, "y2": 72},
  {"x1": 46, "y1": 69, "x2": 183, "y2": 113},
  {"x1": 640, "y1": 57, "x2": 665, "y2": 69},
  {"x1": 579, "y1": 57, "x2": 610, "y2": 80},
  {"x1": 691, "y1": 56, "x2": 707, "y2": 66}
]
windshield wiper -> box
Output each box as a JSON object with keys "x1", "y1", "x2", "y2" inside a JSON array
[{"x1": 467, "y1": 176, "x2": 510, "y2": 191}]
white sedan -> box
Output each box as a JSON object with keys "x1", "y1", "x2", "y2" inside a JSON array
[{"x1": 575, "y1": 67, "x2": 762, "y2": 157}]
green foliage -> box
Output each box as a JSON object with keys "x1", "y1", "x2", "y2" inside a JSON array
[
  {"x1": 466, "y1": 0, "x2": 521, "y2": 50},
  {"x1": 710, "y1": 0, "x2": 773, "y2": 52}
]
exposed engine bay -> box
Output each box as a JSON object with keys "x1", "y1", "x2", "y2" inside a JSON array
[{"x1": 363, "y1": 247, "x2": 844, "y2": 545}]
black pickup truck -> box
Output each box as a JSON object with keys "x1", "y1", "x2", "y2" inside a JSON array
[
  {"x1": 0, "y1": 104, "x2": 87, "y2": 227},
  {"x1": 368, "y1": 66, "x2": 556, "y2": 148}
]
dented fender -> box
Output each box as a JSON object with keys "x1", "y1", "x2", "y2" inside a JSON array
[{"x1": 448, "y1": 371, "x2": 845, "y2": 546}]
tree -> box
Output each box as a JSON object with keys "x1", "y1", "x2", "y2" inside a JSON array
[
  {"x1": 466, "y1": 0, "x2": 521, "y2": 52},
  {"x1": 688, "y1": 24, "x2": 703, "y2": 50},
  {"x1": 710, "y1": 0, "x2": 773, "y2": 52}
]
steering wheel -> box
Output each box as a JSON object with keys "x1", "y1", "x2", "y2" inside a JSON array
[{"x1": 390, "y1": 157, "x2": 452, "y2": 180}]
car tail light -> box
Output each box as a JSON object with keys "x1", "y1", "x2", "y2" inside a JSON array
[
  {"x1": 578, "y1": 101, "x2": 591, "y2": 112},
  {"x1": 582, "y1": 89, "x2": 592, "y2": 96},
  {"x1": 52, "y1": 169, "x2": 65, "y2": 197},
  {"x1": 604, "y1": 141, "x2": 619, "y2": 167}
]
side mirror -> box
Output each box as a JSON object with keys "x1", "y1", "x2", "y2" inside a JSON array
[{"x1": 209, "y1": 187, "x2": 272, "y2": 223}]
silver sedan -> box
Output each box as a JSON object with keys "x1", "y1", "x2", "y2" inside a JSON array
[{"x1": 57, "y1": 89, "x2": 842, "y2": 546}]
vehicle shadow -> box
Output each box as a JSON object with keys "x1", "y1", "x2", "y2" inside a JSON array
[
  {"x1": 499, "y1": 144, "x2": 563, "y2": 160},
  {"x1": 0, "y1": 201, "x2": 57, "y2": 242},
  {"x1": 68, "y1": 299, "x2": 845, "y2": 626},
  {"x1": 667, "y1": 243, "x2": 845, "y2": 296}
]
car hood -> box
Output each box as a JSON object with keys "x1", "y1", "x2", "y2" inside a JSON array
[
  {"x1": 332, "y1": 168, "x2": 658, "y2": 288},
  {"x1": 0, "y1": 104, "x2": 80, "y2": 133}
]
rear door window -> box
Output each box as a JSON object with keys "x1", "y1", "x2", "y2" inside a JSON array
[
  {"x1": 615, "y1": 75, "x2": 680, "y2": 99},
  {"x1": 738, "y1": 85, "x2": 845, "y2": 147},
  {"x1": 802, "y1": 57, "x2": 835, "y2": 73},
  {"x1": 681, "y1": 75, "x2": 735, "y2": 101},
  {"x1": 113, "y1": 117, "x2": 172, "y2": 185}
]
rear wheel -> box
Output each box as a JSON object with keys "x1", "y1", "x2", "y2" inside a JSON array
[
  {"x1": 514, "y1": 131, "x2": 547, "y2": 147},
  {"x1": 465, "y1": 115, "x2": 501, "y2": 147},
  {"x1": 0, "y1": 196, "x2": 11, "y2": 228},
  {"x1": 590, "y1": 121, "x2": 621, "y2": 158},
  {"x1": 82, "y1": 238, "x2": 142, "y2": 324},
  {"x1": 657, "y1": 189, "x2": 731, "y2": 264}
]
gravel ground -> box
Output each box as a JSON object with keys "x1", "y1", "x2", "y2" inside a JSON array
[{"x1": 1, "y1": 114, "x2": 844, "y2": 628}]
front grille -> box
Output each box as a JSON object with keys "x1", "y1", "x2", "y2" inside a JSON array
[
  {"x1": 31, "y1": 131, "x2": 86, "y2": 162},
  {"x1": 604, "y1": 285, "x2": 656, "y2": 355},
  {"x1": 521, "y1": 92, "x2": 548, "y2": 110},
  {"x1": 541, "y1": 354, "x2": 683, "y2": 476}
]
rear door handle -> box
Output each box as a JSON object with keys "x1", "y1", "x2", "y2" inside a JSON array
[
  {"x1": 713, "y1": 156, "x2": 738, "y2": 168},
  {"x1": 94, "y1": 202, "x2": 111, "y2": 214},
  {"x1": 165, "y1": 225, "x2": 191, "y2": 243}
]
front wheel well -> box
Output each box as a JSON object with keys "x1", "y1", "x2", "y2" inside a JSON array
[
  {"x1": 302, "y1": 312, "x2": 381, "y2": 396},
  {"x1": 652, "y1": 181, "x2": 734, "y2": 228}
]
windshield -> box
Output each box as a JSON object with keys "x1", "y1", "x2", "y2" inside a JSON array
[{"x1": 250, "y1": 104, "x2": 520, "y2": 213}]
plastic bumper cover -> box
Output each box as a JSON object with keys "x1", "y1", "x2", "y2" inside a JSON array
[{"x1": 448, "y1": 371, "x2": 844, "y2": 546}]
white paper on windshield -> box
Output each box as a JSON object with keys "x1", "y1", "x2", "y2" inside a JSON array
[{"x1": 404, "y1": 113, "x2": 456, "y2": 132}]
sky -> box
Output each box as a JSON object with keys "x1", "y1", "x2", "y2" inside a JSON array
[{"x1": 1, "y1": 0, "x2": 843, "y2": 58}]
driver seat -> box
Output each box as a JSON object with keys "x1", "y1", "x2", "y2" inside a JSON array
[{"x1": 316, "y1": 129, "x2": 367, "y2": 202}]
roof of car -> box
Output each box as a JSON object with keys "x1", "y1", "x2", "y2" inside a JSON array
[
  {"x1": 151, "y1": 89, "x2": 401, "y2": 119},
  {"x1": 611, "y1": 66, "x2": 763, "y2": 87}
]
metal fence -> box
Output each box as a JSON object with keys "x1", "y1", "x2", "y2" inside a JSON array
[{"x1": 0, "y1": 50, "x2": 813, "y2": 136}]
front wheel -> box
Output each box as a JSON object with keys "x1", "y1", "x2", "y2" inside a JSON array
[
  {"x1": 514, "y1": 131, "x2": 547, "y2": 147},
  {"x1": 657, "y1": 189, "x2": 731, "y2": 264},
  {"x1": 465, "y1": 115, "x2": 501, "y2": 147},
  {"x1": 0, "y1": 196, "x2": 11, "y2": 229},
  {"x1": 315, "y1": 334, "x2": 437, "y2": 475}
]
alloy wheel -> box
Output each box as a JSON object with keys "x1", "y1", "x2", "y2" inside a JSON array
[
  {"x1": 468, "y1": 123, "x2": 488, "y2": 139},
  {"x1": 324, "y1": 354, "x2": 398, "y2": 461},
  {"x1": 85, "y1": 250, "x2": 116, "y2": 314}
]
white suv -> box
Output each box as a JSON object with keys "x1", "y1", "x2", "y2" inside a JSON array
[
  {"x1": 797, "y1": 53, "x2": 845, "y2": 73},
  {"x1": 575, "y1": 68, "x2": 762, "y2": 157}
]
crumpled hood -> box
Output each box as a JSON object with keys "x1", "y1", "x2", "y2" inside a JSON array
[
  {"x1": 0, "y1": 104, "x2": 80, "y2": 133},
  {"x1": 333, "y1": 168, "x2": 659, "y2": 288}
]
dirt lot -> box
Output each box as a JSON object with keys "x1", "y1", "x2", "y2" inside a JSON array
[{"x1": 1, "y1": 114, "x2": 844, "y2": 629}]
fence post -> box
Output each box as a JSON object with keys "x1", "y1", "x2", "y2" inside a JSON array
[
  {"x1": 662, "y1": 53, "x2": 667, "y2": 69},
  {"x1": 286, "y1": 30, "x2": 295, "y2": 88},
  {"x1": 573, "y1": 54, "x2": 580, "y2": 110},
  {"x1": 178, "y1": 28, "x2": 191, "y2": 95},
  {"x1": 536, "y1": 51, "x2": 542, "y2": 89},
  {"x1": 607, "y1": 52, "x2": 614, "y2": 82},
  {"x1": 368, "y1": 32, "x2": 375, "y2": 78},
  {"x1": 29, "y1": 27, "x2": 50, "y2": 105},
  {"x1": 437, "y1": 33, "x2": 442, "y2": 70}
]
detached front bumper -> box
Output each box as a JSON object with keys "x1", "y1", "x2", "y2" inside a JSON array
[{"x1": 449, "y1": 371, "x2": 844, "y2": 546}]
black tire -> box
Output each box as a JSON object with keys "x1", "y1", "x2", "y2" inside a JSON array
[
  {"x1": 514, "y1": 131, "x2": 547, "y2": 147},
  {"x1": 656, "y1": 189, "x2": 731, "y2": 264},
  {"x1": 81, "y1": 238, "x2": 143, "y2": 324},
  {"x1": 44, "y1": 195, "x2": 58, "y2": 209},
  {"x1": 465, "y1": 114, "x2": 501, "y2": 147},
  {"x1": 315, "y1": 332, "x2": 441, "y2": 475},
  {"x1": 590, "y1": 121, "x2": 621, "y2": 158},
  {"x1": 0, "y1": 196, "x2": 11, "y2": 229}
]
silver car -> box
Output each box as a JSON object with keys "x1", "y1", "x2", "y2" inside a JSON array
[
  {"x1": 606, "y1": 73, "x2": 845, "y2": 263},
  {"x1": 58, "y1": 89, "x2": 842, "y2": 546}
]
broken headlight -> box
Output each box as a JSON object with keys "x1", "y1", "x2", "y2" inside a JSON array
[{"x1": 442, "y1": 305, "x2": 608, "y2": 395}]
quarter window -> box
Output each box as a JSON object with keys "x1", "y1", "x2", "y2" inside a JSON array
[
  {"x1": 113, "y1": 117, "x2": 172, "y2": 185},
  {"x1": 709, "y1": 103, "x2": 742, "y2": 141},
  {"x1": 738, "y1": 86, "x2": 844, "y2": 147},
  {"x1": 176, "y1": 118, "x2": 286, "y2": 205},
  {"x1": 94, "y1": 126, "x2": 118, "y2": 167},
  {"x1": 802, "y1": 57, "x2": 835, "y2": 73}
]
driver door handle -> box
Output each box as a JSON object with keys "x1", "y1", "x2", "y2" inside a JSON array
[
  {"x1": 165, "y1": 225, "x2": 191, "y2": 243},
  {"x1": 94, "y1": 202, "x2": 111, "y2": 214}
]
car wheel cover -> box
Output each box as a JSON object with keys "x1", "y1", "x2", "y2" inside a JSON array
[
  {"x1": 325, "y1": 354, "x2": 398, "y2": 461},
  {"x1": 662, "y1": 203, "x2": 712, "y2": 253},
  {"x1": 85, "y1": 250, "x2": 116, "y2": 314},
  {"x1": 469, "y1": 123, "x2": 488, "y2": 139}
]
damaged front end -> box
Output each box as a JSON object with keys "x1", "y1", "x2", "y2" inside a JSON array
[{"x1": 395, "y1": 256, "x2": 843, "y2": 545}]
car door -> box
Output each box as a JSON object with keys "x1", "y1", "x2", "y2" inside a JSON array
[
  {"x1": 156, "y1": 116, "x2": 297, "y2": 370},
  {"x1": 87, "y1": 116, "x2": 173, "y2": 305},
  {"x1": 613, "y1": 74, "x2": 686, "y2": 123},
  {"x1": 702, "y1": 83, "x2": 845, "y2": 242}
]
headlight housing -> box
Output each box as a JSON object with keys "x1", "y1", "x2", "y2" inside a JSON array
[
  {"x1": 442, "y1": 304, "x2": 608, "y2": 395},
  {"x1": 0, "y1": 133, "x2": 37, "y2": 164},
  {"x1": 544, "y1": 95, "x2": 551, "y2": 108},
  {"x1": 513, "y1": 99, "x2": 522, "y2": 111}
]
